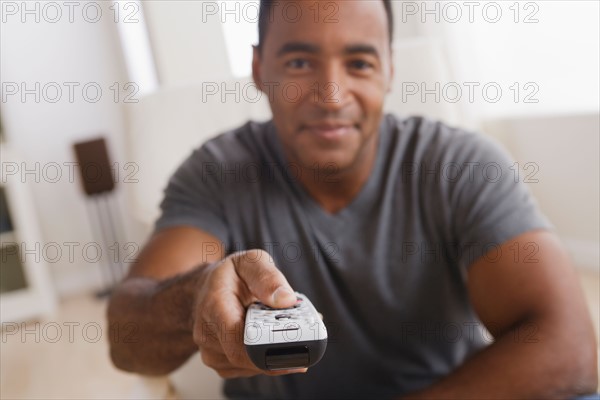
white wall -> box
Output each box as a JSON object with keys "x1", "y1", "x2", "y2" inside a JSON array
[
  {"x1": 483, "y1": 114, "x2": 600, "y2": 270},
  {"x1": 142, "y1": 0, "x2": 233, "y2": 86},
  {"x1": 142, "y1": 1, "x2": 600, "y2": 126},
  {"x1": 1, "y1": 0, "x2": 141, "y2": 296},
  {"x1": 406, "y1": 0, "x2": 600, "y2": 122},
  {"x1": 391, "y1": 0, "x2": 600, "y2": 268}
]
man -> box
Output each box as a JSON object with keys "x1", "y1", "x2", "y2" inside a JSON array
[{"x1": 108, "y1": 1, "x2": 598, "y2": 398}]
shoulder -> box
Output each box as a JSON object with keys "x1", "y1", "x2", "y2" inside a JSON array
[
  {"x1": 198, "y1": 119, "x2": 273, "y2": 164},
  {"x1": 168, "y1": 119, "x2": 277, "y2": 193},
  {"x1": 385, "y1": 113, "x2": 512, "y2": 165},
  {"x1": 166, "y1": 120, "x2": 273, "y2": 188}
]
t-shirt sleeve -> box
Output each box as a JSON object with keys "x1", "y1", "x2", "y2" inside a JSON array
[
  {"x1": 447, "y1": 133, "x2": 556, "y2": 270},
  {"x1": 153, "y1": 146, "x2": 231, "y2": 249}
]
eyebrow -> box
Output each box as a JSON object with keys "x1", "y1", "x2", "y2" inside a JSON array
[{"x1": 276, "y1": 42, "x2": 380, "y2": 59}]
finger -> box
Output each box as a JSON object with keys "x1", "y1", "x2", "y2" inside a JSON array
[
  {"x1": 198, "y1": 318, "x2": 258, "y2": 372},
  {"x1": 202, "y1": 348, "x2": 309, "y2": 377},
  {"x1": 230, "y1": 249, "x2": 297, "y2": 309},
  {"x1": 201, "y1": 267, "x2": 263, "y2": 371},
  {"x1": 200, "y1": 349, "x2": 236, "y2": 370},
  {"x1": 217, "y1": 367, "x2": 308, "y2": 379},
  {"x1": 264, "y1": 367, "x2": 309, "y2": 376},
  {"x1": 220, "y1": 337, "x2": 261, "y2": 371},
  {"x1": 216, "y1": 368, "x2": 261, "y2": 379},
  {"x1": 193, "y1": 293, "x2": 243, "y2": 349},
  {"x1": 208, "y1": 306, "x2": 258, "y2": 372}
]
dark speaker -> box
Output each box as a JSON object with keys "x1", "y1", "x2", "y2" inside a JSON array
[
  {"x1": 72, "y1": 136, "x2": 125, "y2": 296},
  {"x1": 73, "y1": 138, "x2": 115, "y2": 196}
]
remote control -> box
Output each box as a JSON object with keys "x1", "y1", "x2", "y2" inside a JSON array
[{"x1": 244, "y1": 292, "x2": 327, "y2": 371}]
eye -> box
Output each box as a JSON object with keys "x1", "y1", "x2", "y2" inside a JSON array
[
  {"x1": 349, "y1": 60, "x2": 374, "y2": 71},
  {"x1": 286, "y1": 58, "x2": 311, "y2": 70}
]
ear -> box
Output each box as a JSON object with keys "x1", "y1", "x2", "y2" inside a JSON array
[{"x1": 252, "y1": 45, "x2": 264, "y2": 93}]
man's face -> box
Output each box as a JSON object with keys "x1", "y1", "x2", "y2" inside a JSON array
[{"x1": 252, "y1": 0, "x2": 394, "y2": 172}]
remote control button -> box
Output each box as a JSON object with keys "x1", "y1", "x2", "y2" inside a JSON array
[{"x1": 275, "y1": 314, "x2": 292, "y2": 320}]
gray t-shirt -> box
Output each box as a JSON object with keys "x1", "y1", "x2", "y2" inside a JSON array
[{"x1": 155, "y1": 113, "x2": 554, "y2": 399}]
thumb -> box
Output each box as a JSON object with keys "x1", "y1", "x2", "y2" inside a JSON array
[
  {"x1": 231, "y1": 249, "x2": 297, "y2": 309},
  {"x1": 270, "y1": 286, "x2": 297, "y2": 308}
]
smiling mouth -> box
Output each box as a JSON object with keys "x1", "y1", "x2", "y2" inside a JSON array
[{"x1": 302, "y1": 123, "x2": 358, "y2": 140}]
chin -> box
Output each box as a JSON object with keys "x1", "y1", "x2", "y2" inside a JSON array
[{"x1": 296, "y1": 148, "x2": 357, "y2": 173}]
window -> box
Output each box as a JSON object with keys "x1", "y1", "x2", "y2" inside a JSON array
[
  {"x1": 220, "y1": 1, "x2": 260, "y2": 78},
  {"x1": 112, "y1": 0, "x2": 159, "y2": 96}
]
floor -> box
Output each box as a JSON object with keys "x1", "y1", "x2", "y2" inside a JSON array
[
  {"x1": 0, "y1": 293, "x2": 174, "y2": 400},
  {"x1": 1, "y1": 268, "x2": 599, "y2": 399}
]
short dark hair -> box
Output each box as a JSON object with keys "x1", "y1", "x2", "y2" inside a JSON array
[{"x1": 256, "y1": 0, "x2": 394, "y2": 53}]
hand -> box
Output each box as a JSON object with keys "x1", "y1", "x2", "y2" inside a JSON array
[{"x1": 192, "y1": 249, "x2": 307, "y2": 378}]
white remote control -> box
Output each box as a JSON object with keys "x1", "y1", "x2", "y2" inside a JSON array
[{"x1": 244, "y1": 292, "x2": 327, "y2": 370}]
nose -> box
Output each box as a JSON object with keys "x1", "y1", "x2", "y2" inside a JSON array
[{"x1": 312, "y1": 62, "x2": 352, "y2": 111}]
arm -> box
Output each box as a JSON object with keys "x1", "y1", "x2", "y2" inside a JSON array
[
  {"x1": 107, "y1": 226, "x2": 304, "y2": 378},
  {"x1": 402, "y1": 229, "x2": 598, "y2": 399},
  {"x1": 107, "y1": 226, "x2": 225, "y2": 375}
]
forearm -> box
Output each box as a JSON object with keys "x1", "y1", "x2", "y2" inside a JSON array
[
  {"x1": 107, "y1": 263, "x2": 212, "y2": 375},
  {"x1": 401, "y1": 316, "x2": 598, "y2": 399}
]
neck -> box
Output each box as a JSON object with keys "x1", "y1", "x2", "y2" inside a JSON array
[{"x1": 293, "y1": 133, "x2": 380, "y2": 214}]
